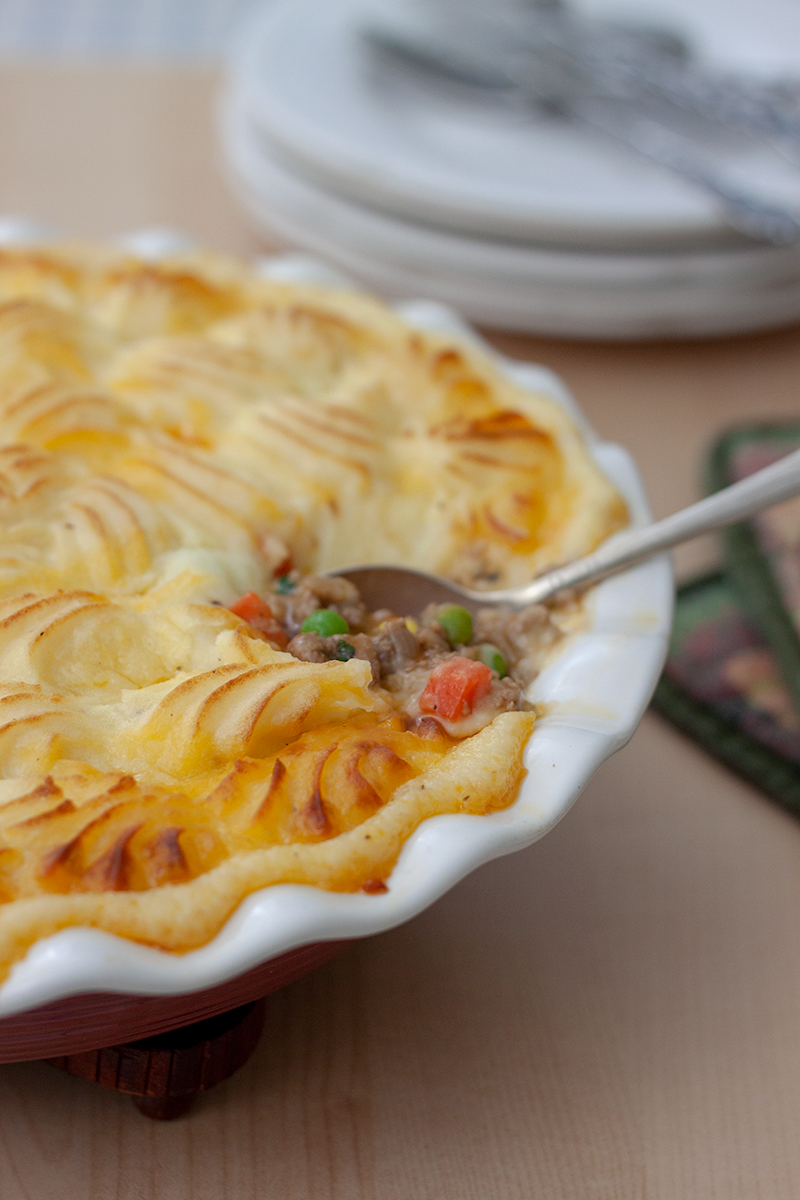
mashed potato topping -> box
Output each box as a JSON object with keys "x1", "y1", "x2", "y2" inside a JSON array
[{"x1": 0, "y1": 244, "x2": 625, "y2": 983}]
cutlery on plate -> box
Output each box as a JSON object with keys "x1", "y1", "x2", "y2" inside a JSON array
[
  {"x1": 364, "y1": 25, "x2": 800, "y2": 244},
  {"x1": 397, "y1": 0, "x2": 800, "y2": 153}
]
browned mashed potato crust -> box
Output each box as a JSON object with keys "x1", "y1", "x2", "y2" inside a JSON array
[{"x1": 0, "y1": 243, "x2": 625, "y2": 983}]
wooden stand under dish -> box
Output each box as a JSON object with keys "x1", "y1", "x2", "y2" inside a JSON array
[
  {"x1": 46, "y1": 1000, "x2": 266, "y2": 1120},
  {"x1": 0, "y1": 940, "x2": 348, "y2": 1117}
]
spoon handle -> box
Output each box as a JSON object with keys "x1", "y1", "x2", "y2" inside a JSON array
[{"x1": 511, "y1": 447, "x2": 800, "y2": 606}]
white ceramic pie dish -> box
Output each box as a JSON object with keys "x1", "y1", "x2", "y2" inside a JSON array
[{"x1": 0, "y1": 224, "x2": 673, "y2": 1020}]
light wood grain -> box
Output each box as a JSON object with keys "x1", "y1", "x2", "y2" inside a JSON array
[{"x1": 0, "y1": 63, "x2": 800, "y2": 1200}]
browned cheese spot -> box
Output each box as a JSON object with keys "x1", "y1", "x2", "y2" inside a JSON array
[
  {"x1": 82, "y1": 824, "x2": 142, "y2": 891},
  {"x1": 295, "y1": 747, "x2": 335, "y2": 838},
  {"x1": 106, "y1": 774, "x2": 137, "y2": 794},
  {"x1": 251, "y1": 757, "x2": 287, "y2": 823},
  {"x1": 39, "y1": 802, "x2": 128, "y2": 882},
  {"x1": 206, "y1": 758, "x2": 252, "y2": 807},
  {"x1": 361, "y1": 879, "x2": 388, "y2": 894},
  {"x1": 1, "y1": 775, "x2": 63, "y2": 812},
  {"x1": 342, "y1": 749, "x2": 383, "y2": 813},
  {"x1": 10, "y1": 798, "x2": 76, "y2": 829},
  {"x1": 140, "y1": 826, "x2": 191, "y2": 886}
]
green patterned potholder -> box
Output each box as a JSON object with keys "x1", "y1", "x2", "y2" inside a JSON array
[
  {"x1": 708, "y1": 424, "x2": 800, "y2": 714},
  {"x1": 652, "y1": 423, "x2": 800, "y2": 817},
  {"x1": 652, "y1": 572, "x2": 800, "y2": 815}
]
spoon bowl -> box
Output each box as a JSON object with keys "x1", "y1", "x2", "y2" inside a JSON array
[{"x1": 331, "y1": 564, "x2": 493, "y2": 617}]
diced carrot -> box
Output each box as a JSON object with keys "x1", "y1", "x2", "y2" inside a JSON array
[
  {"x1": 418, "y1": 657, "x2": 493, "y2": 721},
  {"x1": 228, "y1": 592, "x2": 288, "y2": 648},
  {"x1": 229, "y1": 591, "x2": 271, "y2": 623}
]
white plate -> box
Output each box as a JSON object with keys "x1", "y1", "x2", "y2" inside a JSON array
[
  {"x1": 220, "y1": 94, "x2": 800, "y2": 338},
  {"x1": 0, "y1": 226, "x2": 673, "y2": 1017},
  {"x1": 230, "y1": 0, "x2": 800, "y2": 249}
]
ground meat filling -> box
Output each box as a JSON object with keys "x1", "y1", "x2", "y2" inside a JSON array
[
  {"x1": 274, "y1": 575, "x2": 368, "y2": 635},
  {"x1": 229, "y1": 572, "x2": 573, "y2": 737}
]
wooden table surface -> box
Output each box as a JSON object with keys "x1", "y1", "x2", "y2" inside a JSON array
[{"x1": 1, "y1": 64, "x2": 800, "y2": 1200}]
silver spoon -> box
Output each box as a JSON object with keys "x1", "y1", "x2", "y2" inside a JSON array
[{"x1": 330, "y1": 447, "x2": 800, "y2": 614}]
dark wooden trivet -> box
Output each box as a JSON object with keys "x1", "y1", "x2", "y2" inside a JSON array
[{"x1": 45, "y1": 997, "x2": 266, "y2": 1119}]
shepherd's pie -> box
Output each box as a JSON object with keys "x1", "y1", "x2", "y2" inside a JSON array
[{"x1": 0, "y1": 244, "x2": 626, "y2": 983}]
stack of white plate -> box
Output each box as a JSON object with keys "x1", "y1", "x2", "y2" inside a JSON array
[{"x1": 221, "y1": 0, "x2": 800, "y2": 338}]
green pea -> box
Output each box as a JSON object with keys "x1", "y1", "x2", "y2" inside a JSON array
[
  {"x1": 438, "y1": 604, "x2": 473, "y2": 647},
  {"x1": 479, "y1": 643, "x2": 507, "y2": 678},
  {"x1": 301, "y1": 608, "x2": 349, "y2": 636},
  {"x1": 333, "y1": 638, "x2": 355, "y2": 661},
  {"x1": 276, "y1": 574, "x2": 295, "y2": 594}
]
